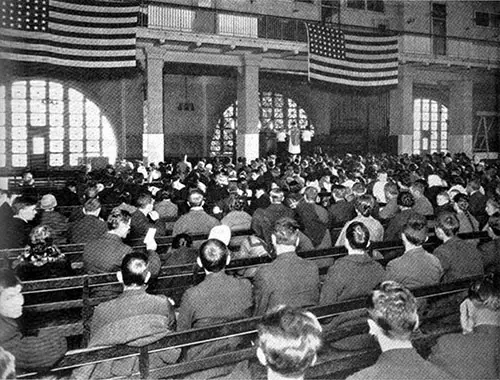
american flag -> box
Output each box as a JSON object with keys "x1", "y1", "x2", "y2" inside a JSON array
[
  {"x1": 0, "y1": 0, "x2": 138, "y2": 68},
  {"x1": 306, "y1": 23, "x2": 399, "y2": 88}
]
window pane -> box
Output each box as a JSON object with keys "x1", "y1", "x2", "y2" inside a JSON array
[
  {"x1": 68, "y1": 89, "x2": 83, "y2": 102},
  {"x1": 69, "y1": 140, "x2": 83, "y2": 152},
  {"x1": 50, "y1": 140, "x2": 64, "y2": 152},
  {"x1": 13, "y1": 112, "x2": 28, "y2": 126},
  {"x1": 422, "y1": 122, "x2": 429, "y2": 131},
  {"x1": 11, "y1": 127, "x2": 27, "y2": 140},
  {"x1": 0, "y1": 126, "x2": 5, "y2": 140},
  {"x1": 70, "y1": 153, "x2": 83, "y2": 166},
  {"x1": 431, "y1": 122, "x2": 438, "y2": 131},
  {"x1": 422, "y1": 137, "x2": 428, "y2": 150},
  {"x1": 422, "y1": 100, "x2": 429, "y2": 113},
  {"x1": 50, "y1": 154, "x2": 64, "y2": 167},
  {"x1": 430, "y1": 112, "x2": 438, "y2": 122},
  {"x1": 431, "y1": 140, "x2": 437, "y2": 150},
  {"x1": 31, "y1": 113, "x2": 46, "y2": 127},
  {"x1": 431, "y1": 130, "x2": 437, "y2": 139},
  {"x1": 0, "y1": 113, "x2": 4, "y2": 126},
  {"x1": 69, "y1": 101, "x2": 83, "y2": 114},
  {"x1": 413, "y1": 139, "x2": 420, "y2": 150},
  {"x1": 49, "y1": 101, "x2": 63, "y2": 114},
  {"x1": 85, "y1": 100, "x2": 101, "y2": 127},
  {"x1": 86, "y1": 128, "x2": 100, "y2": 140},
  {"x1": 50, "y1": 113, "x2": 63, "y2": 127},
  {"x1": 0, "y1": 140, "x2": 5, "y2": 154},
  {"x1": 31, "y1": 99, "x2": 47, "y2": 113},
  {"x1": 0, "y1": 85, "x2": 5, "y2": 99},
  {"x1": 12, "y1": 154, "x2": 27, "y2": 167},
  {"x1": 12, "y1": 82, "x2": 27, "y2": 99},
  {"x1": 50, "y1": 127, "x2": 64, "y2": 140},
  {"x1": 441, "y1": 140, "x2": 447, "y2": 149},
  {"x1": 49, "y1": 82, "x2": 63, "y2": 100},
  {"x1": 86, "y1": 140, "x2": 100, "y2": 152},
  {"x1": 33, "y1": 137, "x2": 45, "y2": 154},
  {"x1": 11, "y1": 99, "x2": 27, "y2": 113},
  {"x1": 69, "y1": 114, "x2": 83, "y2": 127},
  {"x1": 413, "y1": 130, "x2": 421, "y2": 140},
  {"x1": 69, "y1": 128, "x2": 84, "y2": 140},
  {"x1": 30, "y1": 81, "x2": 46, "y2": 99},
  {"x1": 12, "y1": 141, "x2": 27, "y2": 153},
  {"x1": 441, "y1": 131, "x2": 447, "y2": 140},
  {"x1": 0, "y1": 154, "x2": 5, "y2": 167}
]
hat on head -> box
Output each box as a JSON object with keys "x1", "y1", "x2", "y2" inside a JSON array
[
  {"x1": 40, "y1": 194, "x2": 57, "y2": 210},
  {"x1": 208, "y1": 225, "x2": 231, "y2": 246}
]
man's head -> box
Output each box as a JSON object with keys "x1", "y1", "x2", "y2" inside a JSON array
[
  {"x1": 0, "y1": 189, "x2": 11, "y2": 206},
  {"x1": 409, "y1": 181, "x2": 425, "y2": 199},
  {"x1": 0, "y1": 269, "x2": 23, "y2": 319},
  {"x1": 384, "y1": 182, "x2": 399, "y2": 200},
  {"x1": 136, "y1": 192, "x2": 154, "y2": 213},
  {"x1": 257, "y1": 306, "x2": 322, "y2": 379},
  {"x1": 402, "y1": 213, "x2": 428, "y2": 247},
  {"x1": 270, "y1": 188, "x2": 285, "y2": 204},
  {"x1": 397, "y1": 191, "x2": 415, "y2": 209},
  {"x1": 436, "y1": 190, "x2": 451, "y2": 207},
  {"x1": 487, "y1": 212, "x2": 500, "y2": 239},
  {"x1": 303, "y1": 186, "x2": 318, "y2": 203},
  {"x1": 272, "y1": 217, "x2": 299, "y2": 248},
  {"x1": 107, "y1": 208, "x2": 132, "y2": 237},
  {"x1": 11, "y1": 196, "x2": 37, "y2": 221},
  {"x1": 117, "y1": 252, "x2": 150, "y2": 287},
  {"x1": 198, "y1": 238, "x2": 230, "y2": 273},
  {"x1": 331, "y1": 184, "x2": 348, "y2": 201},
  {"x1": 366, "y1": 281, "x2": 419, "y2": 342},
  {"x1": 188, "y1": 189, "x2": 205, "y2": 208},
  {"x1": 453, "y1": 193, "x2": 470, "y2": 213},
  {"x1": 83, "y1": 197, "x2": 101, "y2": 216},
  {"x1": 435, "y1": 211, "x2": 460, "y2": 240},
  {"x1": 354, "y1": 194, "x2": 375, "y2": 217}
]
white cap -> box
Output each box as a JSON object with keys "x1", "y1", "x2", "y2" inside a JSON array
[{"x1": 208, "y1": 225, "x2": 231, "y2": 246}]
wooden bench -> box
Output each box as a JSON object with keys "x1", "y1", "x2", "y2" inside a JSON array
[
  {"x1": 17, "y1": 276, "x2": 478, "y2": 379},
  {"x1": 17, "y1": 231, "x2": 489, "y2": 348}
]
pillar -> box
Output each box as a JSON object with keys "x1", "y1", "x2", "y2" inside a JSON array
[
  {"x1": 144, "y1": 48, "x2": 164, "y2": 164},
  {"x1": 236, "y1": 54, "x2": 261, "y2": 162},
  {"x1": 389, "y1": 67, "x2": 413, "y2": 154},
  {"x1": 448, "y1": 80, "x2": 473, "y2": 156}
]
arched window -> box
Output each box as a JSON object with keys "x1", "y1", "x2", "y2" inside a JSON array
[
  {"x1": 0, "y1": 80, "x2": 117, "y2": 169},
  {"x1": 413, "y1": 98, "x2": 448, "y2": 154},
  {"x1": 210, "y1": 92, "x2": 313, "y2": 157}
]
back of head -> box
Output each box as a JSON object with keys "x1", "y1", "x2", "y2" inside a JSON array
[
  {"x1": 270, "y1": 188, "x2": 285, "y2": 204},
  {"x1": 0, "y1": 269, "x2": 21, "y2": 292},
  {"x1": 355, "y1": 194, "x2": 374, "y2": 217},
  {"x1": 273, "y1": 217, "x2": 299, "y2": 246},
  {"x1": 303, "y1": 186, "x2": 318, "y2": 203},
  {"x1": 397, "y1": 191, "x2": 415, "y2": 208},
  {"x1": 410, "y1": 181, "x2": 425, "y2": 196},
  {"x1": 84, "y1": 197, "x2": 101, "y2": 214},
  {"x1": 468, "y1": 273, "x2": 500, "y2": 312},
  {"x1": 29, "y1": 225, "x2": 53, "y2": 245},
  {"x1": 402, "y1": 213, "x2": 428, "y2": 246},
  {"x1": 188, "y1": 189, "x2": 204, "y2": 207},
  {"x1": 352, "y1": 182, "x2": 366, "y2": 197},
  {"x1": 331, "y1": 184, "x2": 347, "y2": 200},
  {"x1": 345, "y1": 222, "x2": 370, "y2": 250},
  {"x1": 468, "y1": 275, "x2": 500, "y2": 311},
  {"x1": 257, "y1": 306, "x2": 322, "y2": 377},
  {"x1": 384, "y1": 182, "x2": 399, "y2": 198},
  {"x1": 436, "y1": 211, "x2": 460, "y2": 237},
  {"x1": 11, "y1": 196, "x2": 36, "y2": 215},
  {"x1": 107, "y1": 208, "x2": 131, "y2": 231},
  {"x1": 136, "y1": 192, "x2": 153, "y2": 209},
  {"x1": 199, "y1": 238, "x2": 228, "y2": 272},
  {"x1": 120, "y1": 252, "x2": 149, "y2": 286},
  {"x1": 172, "y1": 233, "x2": 193, "y2": 249},
  {"x1": 367, "y1": 281, "x2": 418, "y2": 340}
]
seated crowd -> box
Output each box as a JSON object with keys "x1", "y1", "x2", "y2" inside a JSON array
[{"x1": 0, "y1": 151, "x2": 499, "y2": 378}]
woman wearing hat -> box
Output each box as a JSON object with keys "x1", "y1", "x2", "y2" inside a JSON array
[{"x1": 38, "y1": 193, "x2": 68, "y2": 244}]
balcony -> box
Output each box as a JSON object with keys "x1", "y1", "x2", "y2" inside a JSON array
[{"x1": 138, "y1": 2, "x2": 500, "y2": 70}]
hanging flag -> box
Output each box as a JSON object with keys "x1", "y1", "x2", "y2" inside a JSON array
[
  {"x1": 306, "y1": 23, "x2": 398, "y2": 88},
  {"x1": 0, "y1": 0, "x2": 138, "y2": 68}
]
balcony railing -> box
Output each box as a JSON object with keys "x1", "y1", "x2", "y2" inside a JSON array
[{"x1": 139, "y1": 2, "x2": 500, "y2": 65}]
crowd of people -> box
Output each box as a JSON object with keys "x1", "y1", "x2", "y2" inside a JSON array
[{"x1": 0, "y1": 150, "x2": 499, "y2": 378}]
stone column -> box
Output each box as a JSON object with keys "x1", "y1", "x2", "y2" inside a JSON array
[
  {"x1": 448, "y1": 80, "x2": 473, "y2": 156},
  {"x1": 389, "y1": 67, "x2": 413, "y2": 154},
  {"x1": 144, "y1": 48, "x2": 164, "y2": 164},
  {"x1": 236, "y1": 54, "x2": 261, "y2": 162}
]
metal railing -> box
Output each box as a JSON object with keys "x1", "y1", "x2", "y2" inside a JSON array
[{"x1": 139, "y1": 1, "x2": 500, "y2": 64}]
